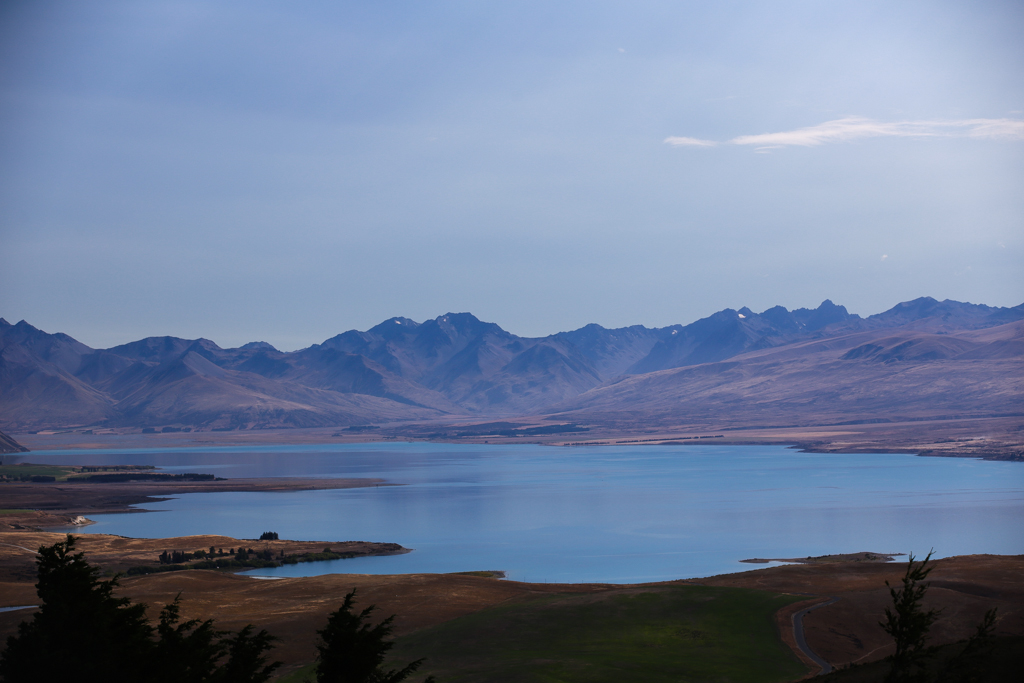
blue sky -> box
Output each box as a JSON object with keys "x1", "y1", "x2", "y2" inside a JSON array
[{"x1": 1, "y1": 1, "x2": 1022, "y2": 350}]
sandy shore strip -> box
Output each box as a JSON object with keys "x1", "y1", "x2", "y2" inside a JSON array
[{"x1": 0, "y1": 476, "x2": 390, "y2": 530}]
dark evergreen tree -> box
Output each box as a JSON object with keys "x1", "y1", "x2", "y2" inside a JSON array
[
  {"x1": 214, "y1": 625, "x2": 281, "y2": 683},
  {"x1": 0, "y1": 535, "x2": 282, "y2": 683},
  {"x1": 0, "y1": 535, "x2": 153, "y2": 683},
  {"x1": 315, "y1": 589, "x2": 434, "y2": 683},
  {"x1": 149, "y1": 596, "x2": 224, "y2": 683},
  {"x1": 881, "y1": 550, "x2": 939, "y2": 683}
]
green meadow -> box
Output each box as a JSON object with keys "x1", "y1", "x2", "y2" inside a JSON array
[
  {"x1": 278, "y1": 584, "x2": 805, "y2": 682},
  {"x1": 384, "y1": 584, "x2": 807, "y2": 683}
]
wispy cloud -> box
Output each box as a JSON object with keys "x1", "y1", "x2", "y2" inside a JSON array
[
  {"x1": 663, "y1": 136, "x2": 717, "y2": 147},
  {"x1": 960, "y1": 118, "x2": 1024, "y2": 140},
  {"x1": 666, "y1": 117, "x2": 1024, "y2": 152}
]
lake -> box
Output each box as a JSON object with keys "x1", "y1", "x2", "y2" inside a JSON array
[{"x1": 13, "y1": 443, "x2": 1024, "y2": 583}]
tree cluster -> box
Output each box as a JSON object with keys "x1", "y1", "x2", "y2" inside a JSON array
[
  {"x1": 0, "y1": 536, "x2": 279, "y2": 683},
  {"x1": 236, "y1": 547, "x2": 275, "y2": 562},
  {"x1": 160, "y1": 549, "x2": 201, "y2": 564},
  {"x1": 159, "y1": 548, "x2": 241, "y2": 564},
  {"x1": 0, "y1": 536, "x2": 436, "y2": 683}
]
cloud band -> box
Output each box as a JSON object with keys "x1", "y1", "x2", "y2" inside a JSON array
[
  {"x1": 666, "y1": 117, "x2": 1024, "y2": 151},
  {"x1": 663, "y1": 136, "x2": 717, "y2": 147}
]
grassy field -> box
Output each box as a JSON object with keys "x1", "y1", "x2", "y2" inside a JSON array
[
  {"x1": 0, "y1": 463, "x2": 79, "y2": 481},
  {"x1": 273, "y1": 584, "x2": 806, "y2": 682},
  {"x1": 373, "y1": 584, "x2": 805, "y2": 683},
  {"x1": 0, "y1": 462, "x2": 158, "y2": 482}
]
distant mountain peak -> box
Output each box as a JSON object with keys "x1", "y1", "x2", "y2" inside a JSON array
[
  {"x1": 425, "y1": 312, "x2": 507, "y2": 341},
  {"x1": 239, "y1": 341, "x2": 278, "y2": 351},
  {"x1": 865, "y1": 297, "x2": 1016, "y2": 331},
  {"x1": 380, "y1": 316, "x2": 419, "y2": 327},
  {"x1": 367, "y1": 317, "x2": 420, "y2": 339},
  {"x1": 436, "y1": 312, "x2": 485, "y2": 326},
  {"x1": 186, "y1": 338, "x2": 223, "y2": 352}
]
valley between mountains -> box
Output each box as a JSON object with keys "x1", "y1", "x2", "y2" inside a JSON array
[{"x1": 2, "y1": 297, "x2": 1022, "y2": 457}]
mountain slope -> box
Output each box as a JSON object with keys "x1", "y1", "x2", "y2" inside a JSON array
[
  {"x1": 0, "y1": 342, "x2": 116, "y2": 430},
  {"x1": 0, "y1": 429, "x2": 28, "y2": 453},
  {"x1": 863, "y1": 297, "x2": 1024, "y2": 331},
  {"x1": 458, "y1": 340, "x2": 604, "y2": 413},
  {"x1": 0, "y1": 318, "x2": 95, "y2": 374},
  {"x1": 550, "y1": 321, "x2": 1024, "y2": 428},
  {"x1": 2, "y1": 298, "x2": 1021, "y2": 431},
  {"x1": 0, "y1": 322, "x2": 452, "y2": 430},
  {"x1": 626, "y1": 300, "x2": 859, "y2": 374},
  {"x1": 275, "y1": 346, "x2": 460, "y2": 412},
  {"x1": 109, "y1": 350, "x2": 450, "y2": 429},
  {"x1": 550, "y1": 324, "x2": 667, "y2": 378}
]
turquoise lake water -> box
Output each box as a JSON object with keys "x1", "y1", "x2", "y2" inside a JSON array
[{"x1": 14, "y1": 443, "x2": 1024, "y2": 583}]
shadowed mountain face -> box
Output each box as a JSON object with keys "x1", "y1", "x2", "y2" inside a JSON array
[
  {"x1": 0, "y1": 337, "x2": 116, "y2": 428},
  {"x1": 1, "y1": 297, "x2": 1021, "y2": 431},
  {"x1": 626, "y1": 300, "x2": 860, "y2": 374},
  {"x1": 0, "y1": 429, "x2": 28, "y2": 453}
]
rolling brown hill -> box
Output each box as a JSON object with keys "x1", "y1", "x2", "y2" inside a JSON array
[{"x1": 548, "y1": 320, "x2": 1024, "y2": 429}]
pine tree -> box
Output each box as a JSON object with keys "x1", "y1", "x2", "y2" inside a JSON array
[
  {"x1": 149, "y1": 596, "x2": 224, "y2": 683},
  {"x1": 214, "y1": 625, "x2": 281, "y2": 683},
  {"x1": 0, "y1": 535, "x2": 153, "y2": 683},
  {"x1": 881, "y1": 550, "x2": 939, "y2": 683},
  {"x1": 315, "y1": 589, "x2": 434, "y2": 683}
]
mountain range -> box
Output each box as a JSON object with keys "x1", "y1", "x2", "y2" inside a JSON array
[{"x1": 1, "y1": 297, "x2": 1022, "y2": 432}]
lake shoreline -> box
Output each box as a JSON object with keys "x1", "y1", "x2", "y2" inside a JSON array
[
  {"x1": 0, "y1": 530, "x2": 410, "y2": 585},
  {"x1": 0, "y1": 477, "x2": 390, "y2": 530},
  {"x1": 4, "y1": 443, "x2": 1020, "y2": 586},
  {"x1": 9, "y1": 413, "x2": 1023, "y2": 461},
  {"x1": 738, "y1": 551, "x2": 902, "y2": 565}
]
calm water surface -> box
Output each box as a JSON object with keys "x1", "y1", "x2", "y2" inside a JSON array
[{"x1": 14, "y1": 443, "x2": 1024, "y2": 583}]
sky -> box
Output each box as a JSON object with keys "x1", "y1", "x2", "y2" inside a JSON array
[{"x1": 1, "y1": 0, "x2": 1022, "y2": 350}]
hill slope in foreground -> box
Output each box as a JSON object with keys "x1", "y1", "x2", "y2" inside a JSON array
[
  {"x1": 0, "y1": 532, "x2": 1019, "y2": 681},
  {"x1": 1, "y1": 297, "x2": 1022, "y2": 457}
]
